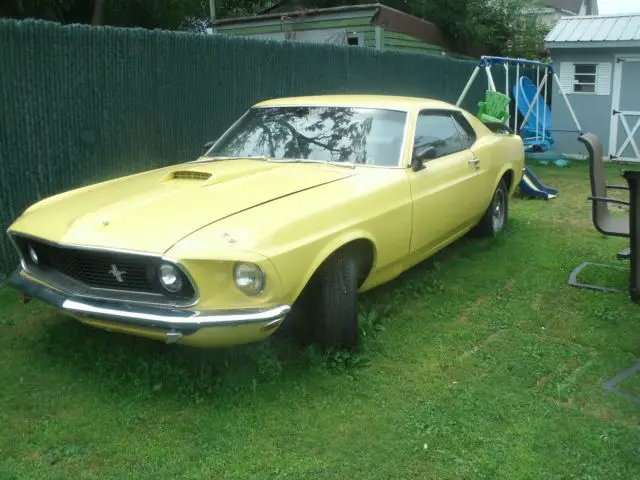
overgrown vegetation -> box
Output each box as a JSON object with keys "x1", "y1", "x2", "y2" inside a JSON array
[
  {"x1": 0, "y1": 0, "x2": 270, "y2": 29},
  {"x1": 1, "y1": 161, "x2": 639, "y2": 478}
]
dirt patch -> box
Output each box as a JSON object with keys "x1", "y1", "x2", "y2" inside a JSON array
[
  {"x1": 549, "y1": 397, "x2": 640, "y2": 430},
  {"x1": 457, "y1": 330, "x2": 507, "y2": 361},
  {"x1": 532, "y1": 294, "x2": 543, "y2": 312},
  {"x1": 584, "y1": 404, "x2": 615, "y2": 422},
  {"x1": 23, "y1": 450, "x2": 42, "y2": 461},
  {"x1": 456, "y1": 297, "x2": 486, "y2": 324},
  {"x1": 456, "y1": 278, "x2": 518, "y2": 324},
  {"x1": 536, "y1": 355, "x2": 582, "y2": 389}
]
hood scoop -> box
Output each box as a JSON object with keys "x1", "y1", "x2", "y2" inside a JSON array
[{"x1": 166, "y1": 170, "x2": 212, "y2": 181}]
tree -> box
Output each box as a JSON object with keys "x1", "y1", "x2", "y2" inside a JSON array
[
  {"x1": 0, "y1": 1, "x2": 272, "y2": 30},
  {"x1": 410, "y1": 0, "x2": 547, "y2": 56},
  {"x1": 299, "y1": 0, "x2": 547, "y2": 56}
]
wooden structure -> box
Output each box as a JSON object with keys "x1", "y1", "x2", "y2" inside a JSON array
[{"x1": 210, "y1": 2, "x2": 467, "y2": 58}]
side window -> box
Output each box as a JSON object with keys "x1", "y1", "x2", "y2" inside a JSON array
[
  {"x1": 413, "y1": 112, "x2": 465, "y2": 159},
  {"x1": 452, "y1": 113, "x2": 477, "y2": 149}
]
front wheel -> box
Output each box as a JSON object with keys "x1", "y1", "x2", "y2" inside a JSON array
[
  {"x1": 474, "y1": 179, "x2": 509, "y2": 237},
  {"x1": 309, "y1": 250, "x2": 359, "y2": 351}
]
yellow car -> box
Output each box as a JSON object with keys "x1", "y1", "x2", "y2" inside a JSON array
[{"x1": 7, "y1": 95, "x2": 524, "y2": 350}]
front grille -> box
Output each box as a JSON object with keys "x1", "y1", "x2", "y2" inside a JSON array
[
  {"x1": 41, "y1": 243, "x2": 156, "y2": 292},
  {"x1": 11, "y1": 235, "x2": 195, "y2": 301}
]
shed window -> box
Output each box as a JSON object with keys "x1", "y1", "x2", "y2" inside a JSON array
[
  {"x1": 559, "y1": 62, "x2": 611, "y2": 96},
  {"x1": 573, "y1": 64, "x2": 597, "y2": 93},
  {"x1": 347, "y1": 32, "x2": 364, "y2": 46}
]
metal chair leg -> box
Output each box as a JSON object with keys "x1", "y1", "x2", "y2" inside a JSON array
[{"x1": 567, "y1": 261, "x2": 627, "y2": 293}]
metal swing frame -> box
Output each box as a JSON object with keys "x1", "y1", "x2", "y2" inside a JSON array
[{"x1": 456, "y1": 56, "x2": 583, "y2": 139}]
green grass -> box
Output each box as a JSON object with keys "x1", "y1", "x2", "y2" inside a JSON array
[{"x1": 1, "y1": 160, "x2": 640, "y2": 479}]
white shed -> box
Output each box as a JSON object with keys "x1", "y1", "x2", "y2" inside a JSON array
[{"x1": 545, "y1": 13, "x2": 640, "y2": 162}]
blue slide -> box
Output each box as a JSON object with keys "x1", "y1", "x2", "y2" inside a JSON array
[
  {"x1": 513, "y1": 76, "x2": 554, "y2": 152},
  {"x1": 519, "y1": 165, "x2": 558, "y2": 200}
]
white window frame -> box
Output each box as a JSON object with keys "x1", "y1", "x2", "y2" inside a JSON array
[
  {"x1": 558, "y1": 61, "x2": 611, "y2": 96},
  {"x1": 572, "y1": 62, "x2": 598, "y2": 94},
  {"x1": 347, "y1": 32, "x2": 364, "y2": 46}
]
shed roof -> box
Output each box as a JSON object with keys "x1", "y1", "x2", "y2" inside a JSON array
[
  {"x1": 545, "y1": 13, "x2": 640, "y2": 49},
  {"x1": 259, "y1": 0, "x2": 413, "y2": 15}
]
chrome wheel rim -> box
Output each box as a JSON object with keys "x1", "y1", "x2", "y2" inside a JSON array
[{"x1": 492, "y1": 189, "x2": 506, "y2": 233}]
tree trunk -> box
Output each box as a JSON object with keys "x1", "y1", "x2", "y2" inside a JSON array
[{"x1": 92, "y1": 0, "x2": 106, "y2": 25}]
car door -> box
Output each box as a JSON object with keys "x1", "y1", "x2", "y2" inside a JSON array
[
  {"x1": 408, "y1": 109, "x2": 485, "y2": 255},
  {"x1": 451, "y1": 110, "x2": 496, "y2": 215}
]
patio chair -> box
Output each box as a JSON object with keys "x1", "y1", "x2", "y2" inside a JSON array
[
  {"x1": 568, "y1": 132, "x2": 631, "y2": 293},
  {"x1": 581, "y1": 132, "x2": 630, "y2": 240}
]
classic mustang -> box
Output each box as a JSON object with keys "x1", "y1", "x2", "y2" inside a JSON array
[{"x1": 7, "y1": 95, "x2": 524, "y2": 350}]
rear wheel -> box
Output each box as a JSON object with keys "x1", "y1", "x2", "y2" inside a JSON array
[{"x1": 475, "y1": 179, "x2": 509, "y2": 237}]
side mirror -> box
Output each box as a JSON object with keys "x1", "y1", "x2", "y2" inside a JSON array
[
  {"x1": 202, "y1": 139, "x2": 216, "y2": 155},
  {"x1": 411, "y1": 145, "x2": 436, "y2": 171}
]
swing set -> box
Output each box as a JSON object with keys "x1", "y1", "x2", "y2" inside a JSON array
[{"x1": 456, "y1": 55, "x2": 583, "y2": 154}]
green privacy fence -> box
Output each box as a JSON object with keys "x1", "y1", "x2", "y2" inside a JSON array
[{"x1": 0, "y1": 19, "x2": 492, "y2": 273}]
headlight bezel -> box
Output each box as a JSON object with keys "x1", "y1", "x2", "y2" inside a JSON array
[
  {"x1": 157, "y1": 263, "x2": 184, "y2": 294},
  {"x1": 233, "y1": 262, "x2": 266, "y2": 296}
]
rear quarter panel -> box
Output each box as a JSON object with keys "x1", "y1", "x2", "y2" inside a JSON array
[{"x1": 464, "y1": 112, "x2": 525, "y2": 194}]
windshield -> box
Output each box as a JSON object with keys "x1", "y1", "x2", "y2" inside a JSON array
[{"x1": 206, "y1": 106, "x2": 407, "y2": 166}]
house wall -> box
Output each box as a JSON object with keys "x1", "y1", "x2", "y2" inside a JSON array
[
  {"x1": 538, "y1": 10, "x2": 566, "y2": 28},
  {"x1": 521, "y1": 7, "x2": 574, "y2": 29},
  {"x1": 382, "y1": 30, "x2": 446, "y2": 55},
  {"x1": 214, "y1": 14, "x2": 446, "y2": 53},
  {"x1": 214, "y1": 14, "x2": 378, "y2": 47}
]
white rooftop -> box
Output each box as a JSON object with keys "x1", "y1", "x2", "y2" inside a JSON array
[{"x1": 545, "y1": 13, "x2": 640, "y2": 48}]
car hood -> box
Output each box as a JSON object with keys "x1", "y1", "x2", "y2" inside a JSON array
[{"x1": 10, "y1": 159, "x2": 358, "y2": 254}]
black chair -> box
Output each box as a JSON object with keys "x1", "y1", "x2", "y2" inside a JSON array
[{"x1": 568, "y1": 133, "x2": 630, "y2": 293}]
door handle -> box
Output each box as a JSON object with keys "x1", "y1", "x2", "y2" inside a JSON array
[{"x1": 468, "y1": 157, "x2": 480, "y2": 167}]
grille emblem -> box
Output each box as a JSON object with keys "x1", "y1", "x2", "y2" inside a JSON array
[{"x1": 108, "y1": 264, "x2": 127, "y2": 283}]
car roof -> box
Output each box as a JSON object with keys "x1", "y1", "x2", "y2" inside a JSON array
[{"x1": 254, "y1": 94, "x2": 458, "y2": 112}]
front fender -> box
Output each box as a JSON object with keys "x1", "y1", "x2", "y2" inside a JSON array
[{"x1": 291, "y1": 230, "x2": 378, "y2": 301}]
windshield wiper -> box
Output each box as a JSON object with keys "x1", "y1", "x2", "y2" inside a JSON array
[
  {"x1": 267, "y1": 158, "x2": 356, "y2": 169},
  {"x1": 195, "y1": 156, "x2": 356, "y2": 169},
  {"x1": 196, "y1": 155, "x2": 270, "y2": 163}
]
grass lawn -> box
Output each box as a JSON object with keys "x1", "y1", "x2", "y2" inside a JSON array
[{"x1": 1, "y1": 160, "x2": 639, "y2": 479}]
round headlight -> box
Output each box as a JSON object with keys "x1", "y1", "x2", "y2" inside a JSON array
[
  {"x1": 233, "y1": 262, "x2": 265, "y2": 296},
  {"x1": 158, "y1": 264, "x2": 183, "y2": 293},
  {"x1": 28, "y1": 245, "x2": 39, "y2": 264}
]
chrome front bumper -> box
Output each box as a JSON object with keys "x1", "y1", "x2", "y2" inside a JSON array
[{"x1": 8, "y1": 269, "x2": 291, "y2": 341}]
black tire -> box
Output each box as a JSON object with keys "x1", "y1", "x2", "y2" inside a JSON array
[
  {"x1": 309, "y1": 250, "x2": 359, "y2": 351},
  {"x1": 474, "y1": 179, "x2": 509, "y2": 237},
  {"x1": 273, "y1": 287, "x2": 315, "y2": 346}
]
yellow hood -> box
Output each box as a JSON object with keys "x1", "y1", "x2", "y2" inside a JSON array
[{"x1": 10, "y1": 159, "x2": 358, "y2": 254}]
